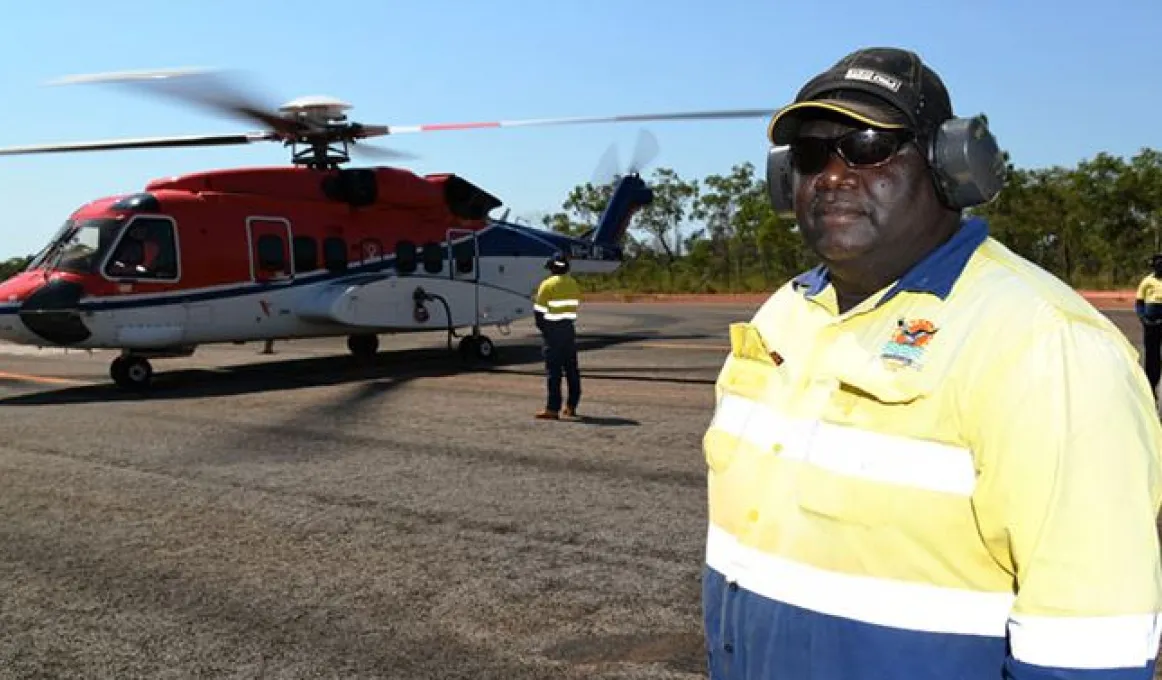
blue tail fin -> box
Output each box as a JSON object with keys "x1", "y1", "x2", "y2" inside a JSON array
[{"x1": 591, "y1": 174, "x2": 654, "y2": 245}]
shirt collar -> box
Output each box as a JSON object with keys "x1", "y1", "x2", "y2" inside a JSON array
[{"x1": 792, "y1": 216, "x2": 989, "y2": 306}]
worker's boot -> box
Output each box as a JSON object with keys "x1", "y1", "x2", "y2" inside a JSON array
[
  {"x1": 535, "y1": 409, "x2": 559, "y2": 420},
  {"x1": 561, "y1": 406, "x2": 577, "y2": 419}
]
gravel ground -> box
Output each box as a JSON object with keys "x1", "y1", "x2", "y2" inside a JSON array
[
  {"x1": 0, "y1": 303, "x2": 743, "y2": 679},
  {"x1": 0, "y1": 303, "x2": 1155, "y2": 679}
]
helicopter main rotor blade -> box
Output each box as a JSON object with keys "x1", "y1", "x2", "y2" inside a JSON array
[
  {"x1": 349, "y1": 140, "x2": 419, "y2": 161},
  {"x1": 49, "y1": 68, "x2": 304, "y2": 138},
  {"x1": 0, "y1": 132, "x2": 272, "y2": 156},
  {"x1": 385, "y1": 108, "x2": 776, "y2": 135}
]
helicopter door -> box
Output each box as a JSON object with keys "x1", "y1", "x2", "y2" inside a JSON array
[
  {"x1": 247, "y1": 217, "x2": 294, "y2": 283},
  {"x1": 447, "y1": 228, "x2": 478, "y2": 282}
]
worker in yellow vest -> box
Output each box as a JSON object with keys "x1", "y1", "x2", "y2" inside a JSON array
[
  {"x1": 701, "y1": 45, "x2": 1162, "y2": 680},
  {"x1": 1136, "y1": 253, "x2": 1162, "y2": 398},
  {"x1": 533, "y1": 252, "x2": 582, "y2": 419}
]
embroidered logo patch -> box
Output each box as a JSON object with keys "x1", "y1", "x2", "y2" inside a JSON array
[{"x1": 881, "y1": 318, "x2": 938, "y2": 368}]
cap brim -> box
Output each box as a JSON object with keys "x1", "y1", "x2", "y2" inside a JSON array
[{"x1": 767, "y1": 99, "x2": 909, "y2": 145}]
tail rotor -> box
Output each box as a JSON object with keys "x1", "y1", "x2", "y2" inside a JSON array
[{"x1": 592, "y1": 128, "x2": 661, "y2": 186}]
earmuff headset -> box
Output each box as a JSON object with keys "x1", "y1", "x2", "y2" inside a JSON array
[
  {"x1": 767, "y1": 113, "x2": 1006, "y2": 217},
  {"x1": 765, "y1": 50, "x2": 1007, "y2": 217}
]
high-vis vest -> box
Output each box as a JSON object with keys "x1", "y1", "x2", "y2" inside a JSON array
[
  {"x1": 702, "y1": 217, "x2": 1162, "y2": 680},
  {"x1": 1137, "y1": 274, "x2": 1162, "y2": 321},
  {"x1": 534, "y1": 274, "x2": 581, "y2": 323}
]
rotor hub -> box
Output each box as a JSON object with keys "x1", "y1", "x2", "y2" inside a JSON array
[{"x1": 279, "y1": 95, "x2": 353, "y2": 126}]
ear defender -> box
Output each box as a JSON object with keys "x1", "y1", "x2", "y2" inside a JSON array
[
  {"x1": 926, "y1": 114, "x2": 1007, "y2": 210},
  {"x1": 765, "y1": 113, "x2": 1008, "y2": 215},
  {"x1": 766, "y1": 145, "x2": 796, "y2": 218}
]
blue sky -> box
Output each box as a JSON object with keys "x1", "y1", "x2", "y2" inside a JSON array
[{"x1": 0, "y1": 0, "x2": 1158, "y2": 259}]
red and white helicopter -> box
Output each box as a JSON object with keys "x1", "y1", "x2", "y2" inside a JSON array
[{"x1": 0, "y1": 68, "x2": 774, "y2": 389}]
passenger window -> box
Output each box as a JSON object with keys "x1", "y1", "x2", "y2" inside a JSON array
[
  {"x1": 452, "y1": 240, "x2": 475, "y2": 274},
  {"x1": 397, "y1": 240, "x2": 417, "y2": 274},
  {"x1": 104, "y1": 217, "x2": 179, "y2": 281},
  {"x1": 421, "y1": 241, "x2": 443, "y2": 274},
  {"x1": 257, "y1": 234, "x2": 285, "y2": 271},
  {"x1": 323, "y1": 237, "x2": 347, "y2": 273},
  {"x1": 294, "y1": 236, "x2": 318, "y2": 272}
]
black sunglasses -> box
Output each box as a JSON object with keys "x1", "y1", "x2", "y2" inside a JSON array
[{"x1": 789, "y1": 128, "x2": 914, "y2": 175}]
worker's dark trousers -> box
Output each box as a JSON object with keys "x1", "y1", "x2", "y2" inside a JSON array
[
  {"x1": 544, "y1": 344, "x2": 581, "y2": 413},
  {"x1": 1145, "y1": 323, "x2": 1162, "y2": 395}
]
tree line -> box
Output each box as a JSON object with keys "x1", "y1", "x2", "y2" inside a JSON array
[
  {"x1": 542, "y1": 146, "x2": 1162, "y2": 293},
  {"x1": 3, "y1": 146, "x2": 1158, "y2": 291}
]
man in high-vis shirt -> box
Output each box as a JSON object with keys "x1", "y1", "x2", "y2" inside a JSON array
[
  {"x1": 702, "y1": 46, "x2": 1162, "y2": 680},
  {"x1": 533, "y1": 252, "x2": 582, "y2": 419},
  {"x1": 1135, "y1": 254, "x2": 1162, "y2": 397}
]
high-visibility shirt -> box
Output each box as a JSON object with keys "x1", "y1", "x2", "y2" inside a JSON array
[
  {"x1": 1137, "y1": 274, "x2": 1162, "y2": 320},
  {"x1": 702, "y1": 216, "x2": 1162, "y2": 680},
  {"x1": 534, "y1": 274, "x2": 581, "y2": 322}
]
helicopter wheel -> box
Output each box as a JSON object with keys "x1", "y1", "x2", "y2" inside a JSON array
[
  {"x1": 459, "y1": 335, "x2": 496, "y2": 362},
  {"x1": 474, "y1": 335, "x2": 496, "y2": 361},
  {"x1": 347, "y1": 333, "x2": 379, "y2": 359},
  {"x1": 110, "y1": 355, "x2": 153, "y2": 390}
]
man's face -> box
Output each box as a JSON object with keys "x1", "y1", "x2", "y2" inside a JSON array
[{"x1": 791, "y1": 115, "x2": 941, "y2": 266}]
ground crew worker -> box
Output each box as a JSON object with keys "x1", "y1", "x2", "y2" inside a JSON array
[
  {"x1": 1136, "y1": 254, "x2": 1162, "y2": 397},
  {"x1": 701, "y1": 46, "x2": 1162, "y2": 680},
  {"x1": 533, "y1": 251, "x2": 581, "y2": 419}
]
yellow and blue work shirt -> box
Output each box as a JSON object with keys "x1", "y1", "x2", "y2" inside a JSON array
[
  {"x1": 1136, "y1": 274, "x2": 1162, "y2": 322},
  {"x1": 702, "y1": 217, "x2": 1162, "y2": 680},
  {"x1": 534, "y1": 274, "x2": 581, "y2": 323}
]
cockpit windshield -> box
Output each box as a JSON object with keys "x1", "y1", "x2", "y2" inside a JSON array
[{"x1": 28, "y1": 217, "x2": 126, "y2": 275}]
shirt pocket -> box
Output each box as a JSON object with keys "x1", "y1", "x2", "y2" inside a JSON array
[
  {"x1": 792, "y1": 356, "x2": 960, "y2": 526},
  {"x1": 703, "y1": 323, "x2": 793, "y2": 474}
]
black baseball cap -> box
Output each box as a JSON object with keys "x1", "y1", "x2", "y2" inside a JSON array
[{"x1": 767, "y1": 47, "x2": 954, "y2": 145}]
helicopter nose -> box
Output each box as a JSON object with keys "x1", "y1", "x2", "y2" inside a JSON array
[
  {"x1": 0, "y1": 272, "x2": 42, "y2": 344},
  {"x1": 17, "y1": 278, "x2": 92, "y2": 345}
]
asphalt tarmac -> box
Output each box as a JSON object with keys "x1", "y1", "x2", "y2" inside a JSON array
[{"x1": 0, "y1": 302, "x2": 1147, "y2": 679}]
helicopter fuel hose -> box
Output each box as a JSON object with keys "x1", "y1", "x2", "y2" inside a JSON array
[
  {"x1": 425, "y1": 292, "x2": 458, "y2": 350},
  {"x1": 412, "y1": 287, "x2": 463, "y2": 351}
]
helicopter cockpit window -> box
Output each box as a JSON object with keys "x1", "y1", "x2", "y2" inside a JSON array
[
  {"x1": 103, "y1": 217, "x2": 179, "y2": 281},
  {"x1": 43, "y1": 217, "x2": 124, "y2": 275},
  {"x1": 421, "y1": 241, "x2": 444, "y2": 274}
]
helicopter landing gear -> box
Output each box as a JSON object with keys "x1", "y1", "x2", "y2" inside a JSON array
[
  {"x1": 110, "y1": 354, "x2": 153, "y2": 390},
  {"x1": 347, "y1": 333, "x2": 379, "y2": 359},
  {"x1": 458, "y1": 334, "x2": 496, "y2": 362}
]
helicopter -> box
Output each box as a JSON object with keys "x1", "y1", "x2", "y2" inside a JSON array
[{"x1": 0, "y1": 68, "x2": 775, "y2": 390}]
